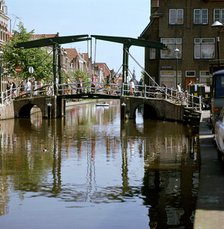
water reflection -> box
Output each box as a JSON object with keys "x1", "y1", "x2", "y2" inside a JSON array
[
  {"x1": 0, "y1": 100, "x2": 199, "y2": 229},
  {"x1": 122, "y1": 112, "x2": 199, "y2": 228}
]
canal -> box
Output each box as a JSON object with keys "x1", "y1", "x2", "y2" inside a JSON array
[{"x1": 0, "y1": 100, "x2": 200, "y2": 229}]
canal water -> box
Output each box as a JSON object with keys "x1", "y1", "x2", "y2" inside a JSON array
[{"x1": 0, "y1": 100, "x2": 200, "y2": 229}]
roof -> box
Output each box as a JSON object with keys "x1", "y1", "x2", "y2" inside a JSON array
[
  {"x1": 139, "y1": 18, "x2": 158, "y2": 39},
  {"x1": 95, "y1": 63, "x2": 111, "y2": 77},
  {"x1": 64, "y1": 48, "x2": 79, "y2": 59},
  {"x1": 82, "y1": 53, "x2": 89, "y2": 62}
]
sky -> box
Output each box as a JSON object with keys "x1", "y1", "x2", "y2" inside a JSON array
[{"x1": 6, "y1": 0, "x2": 150, "y2": 80}]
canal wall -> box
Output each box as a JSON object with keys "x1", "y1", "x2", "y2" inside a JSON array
[{"x1": 0, "y1": 103, "x2": 15, "y2": 120}]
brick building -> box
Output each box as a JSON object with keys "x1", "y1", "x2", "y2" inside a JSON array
[{"x1": 140, "y1": 0, "x2": 224, "y2": 89}]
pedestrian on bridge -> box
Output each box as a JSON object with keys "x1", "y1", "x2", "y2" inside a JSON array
[
  {"x1": 77, "y1": 78, "x2": 82, "y2": 94},
  {"x1": 177, "y1": 83, "x2": 184, "y2": 102},
  {"x1": 26, "y1": 79, "x2": 32, "y2": 94},
  {"x1": 130, "y1": 79, "x2": 135, "y2": 96}
]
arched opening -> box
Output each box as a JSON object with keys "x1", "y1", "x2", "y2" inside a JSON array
[
  {"x1": 19, "y1": 104, "x2": 34, "y2": 118},
  {"x1": 19, "y1": 104, "x2": 42, "y2": 120},
  {"x1": 143, "y1": 104, "x2": 158, "y2": 120}
]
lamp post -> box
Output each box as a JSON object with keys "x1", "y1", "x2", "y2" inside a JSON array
[
  {"x1": 174, "y1": 48, "x2": 180, "y2": 88},
  {"x1": 211, "y1": 20, "x2": 224, "y2": 66}
]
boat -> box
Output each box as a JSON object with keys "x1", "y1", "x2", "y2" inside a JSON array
[{"x1": 96, "y1": 102, "x2": 109, "y2": 107}]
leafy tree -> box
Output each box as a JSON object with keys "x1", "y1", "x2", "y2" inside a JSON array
[
  {"x1": 2, "y1": 22, "x2": 53, "y2": 81},
  {"x1": 72, "y1": 69, "x2": 90, "y2": 85}
]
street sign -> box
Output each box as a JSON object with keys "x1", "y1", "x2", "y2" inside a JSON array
[{"x1": 28, "y1": 66, "x2": 34, "y2": 74}]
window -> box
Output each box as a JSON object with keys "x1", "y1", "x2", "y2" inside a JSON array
[
  {"x1": 200, "y1": 71, "x2": 211, "y2": 85},
  {"x1": 193, "y1": 9, "x2": 208, "y2": 24},
  {"x1": 169, "y1": 9, "x2": 184, "y2": 25},
  {"x1": 185, "y1": 71, "x2": 196, "y2": 77},
  {"x1": 214, "y1": 9, "x2": 224, "y2": 24},
  {"x1": 160, "y1": 38, "x2": 182, "y2": 59},
  {"x1": 194, "y1": 38, "x2": 215, "y2": 59}
]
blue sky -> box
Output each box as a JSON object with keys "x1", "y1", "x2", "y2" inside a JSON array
[{"x1": 7, "y1": 0, "x2": 150, "y2": 79}]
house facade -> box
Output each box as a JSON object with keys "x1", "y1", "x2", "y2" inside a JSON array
[
  {"x1": 140, "y1": 0, "x2": 224, "y2": 89},
  {"x1": 0, "y1": 0, "x2": 9, "y2": 47}
]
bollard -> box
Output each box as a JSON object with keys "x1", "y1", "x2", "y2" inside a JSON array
[{"x1": 47, "y1": 102, "x2": 52, "y2": 118}]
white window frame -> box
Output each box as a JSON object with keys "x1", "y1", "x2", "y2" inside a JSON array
[
  {"x1": 214, "y1": 8, "x2": 224, "y2": 24},
  {"x1": 200, "y1": 70, "x2": 210, "y2": 78},
  {"x1": 194, "y1": 38, "x2": 215, "y2": 59},
  {"x1": 185, "y1": 70, "x2": 196, "y2": 77},
  {"x1": 193, "y1": 9, "x2": 208, "y2": 24},
  {"x1": 160, "y1": 38, "x2": 182, "y2": 59},
  {"x1": 200, "y1": 71, "x2": 212, "y2": 85},
  {"x1": 169, "y1": 9, "x2": 184, "y2": 25}
]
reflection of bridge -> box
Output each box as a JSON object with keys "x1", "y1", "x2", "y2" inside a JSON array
[{"x1": 1, "y1": 82, "x2": 202, "y2": 124}]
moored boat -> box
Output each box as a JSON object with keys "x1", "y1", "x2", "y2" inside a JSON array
[{"x1": 96, "y1": 102, "x2": 109, "y2": 107}]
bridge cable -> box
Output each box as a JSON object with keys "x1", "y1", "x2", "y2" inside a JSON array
[
  {"x1": 93, "y1": 38, "x2": 97, "y2": 73},
  {"x1": 111, "y1": 64, "x2": 122, "y2": 81},
  {"x1": 124, "y1": 48, "x2": 159, "y2": 86}
]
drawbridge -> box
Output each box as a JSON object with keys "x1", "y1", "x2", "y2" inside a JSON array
[{"x1": 0, "y1": 34, "x2": 201, "y2": 124}]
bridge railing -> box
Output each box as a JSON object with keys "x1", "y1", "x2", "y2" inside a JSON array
[
  {"x1": 57, "y1": 82, "x2": 121, "y2": 96},
  {"x1": 122, "y1": 83, "x2": 202, "y2": 111},
  {"x1": 1, "y1": 89, "x2": 15, "y2": 105},
  {"x1": 10, "y1": 84, "x2": 53, "y2": 100},
  {"x1": 2, "y1": 81, "x2": 201, "y2": 112}
]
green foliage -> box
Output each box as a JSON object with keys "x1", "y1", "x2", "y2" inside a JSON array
[
  {"x1": 2, "y1": 22, "x2": 53, "y2": 81},
  {"x1": 72, "y1": 69, "x2": 91, "y2": 85}
]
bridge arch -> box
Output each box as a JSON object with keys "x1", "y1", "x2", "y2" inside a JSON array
[
  {"x1": 143, "y1": 104, "x2": 159, "y2": 119},
  {"x1": 19, "y1": 103, "x2": 37, "y2": 118},
  {"x1": 128, "y1": 103, "x2": 158, "y2": 120},
  {"x1": 13, "y1": 97, "x2": 57, "y2": 119},
  {"x1": 121, "y1": 97, "x2": 184, "y2": 122}
]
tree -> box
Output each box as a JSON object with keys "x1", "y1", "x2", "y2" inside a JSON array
[
  {"x1": 72, "y1": 69, "x2": 90, "y2": 86},
  {"x1": 2, "y1": 22, "x2": 53, "y2": 81}
]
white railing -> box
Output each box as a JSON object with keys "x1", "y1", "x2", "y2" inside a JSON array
[
  {"x1": 0, "y1": 82, "x2": 202, "y2": 112},
  {"x1": 57, "y1": 82, "x2": 121, "y2": 96},
  {"x1": 0, "y1": 84, "x2": 53, "y2": 105},
  {"x1": 122, "y1": 83, "x2": 202, "y2": 112}
]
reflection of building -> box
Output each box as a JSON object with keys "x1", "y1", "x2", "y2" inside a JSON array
[
  {"x1": 142, "y1": 123, "x2": 199, "y2": 228},
  {"x1": 0, "y1": 119, "x2": 15, "y2": 216},
  {"x1": 141, "y1": 0, "x2": 224, "y2": 89},
  {"x1": 0, "y1": 177, "x2": 9, "y2": 216}
]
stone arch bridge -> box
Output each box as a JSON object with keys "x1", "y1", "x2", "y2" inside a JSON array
[{"x1": 8, "y1": 83, "x2": 201, "y2": 126}]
